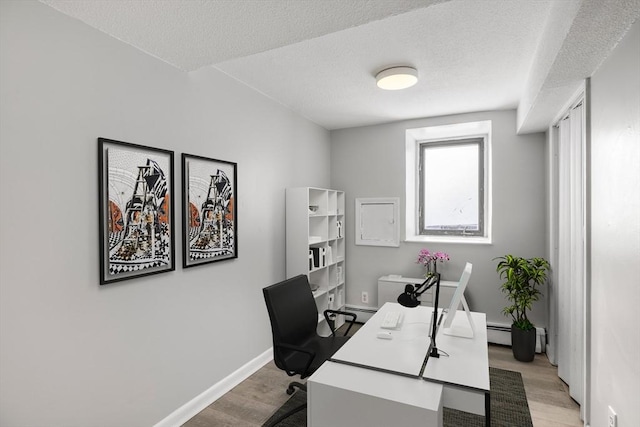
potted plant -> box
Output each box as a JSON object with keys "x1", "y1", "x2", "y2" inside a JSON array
[{"x1": 495, "y1": 255, "x2": 550, "y2": 362}]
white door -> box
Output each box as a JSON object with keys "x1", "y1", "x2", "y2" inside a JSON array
[{"x1": 556, "y1": 101, "x2": 586, "y2": 411}]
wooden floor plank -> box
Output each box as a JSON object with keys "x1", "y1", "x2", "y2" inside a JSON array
[{"x1": 529, "y1": 401, "x2": 583, "y2": 427}]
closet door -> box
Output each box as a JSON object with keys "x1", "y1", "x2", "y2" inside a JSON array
[
  {"x1": 556, "y1": 102, "x2": 586, "y2": 407},
  {"x1": 557, "y1": 115, "x2": 571, "y2": 386}
]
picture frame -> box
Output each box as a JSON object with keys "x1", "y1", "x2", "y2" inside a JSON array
[
  {"x1": 98, "y1": 138, "x2": 175, "y2": 285},
  {"x1": 181, "y1": 153, "x2": 238, "y2": 268}
]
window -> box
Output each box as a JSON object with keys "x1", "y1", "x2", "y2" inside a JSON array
[
  {"x1": 406, "y1": 121, "x2": 491, "y2": 243},
  {"x1": 419, "y1": 138, "x2": 484, "y2": 236}
]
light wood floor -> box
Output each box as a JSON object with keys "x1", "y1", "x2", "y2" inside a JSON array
[
  {"x1": 184, "y1": 326, "x2": 582, "y2": 427},
  {"x1": 487, "y1": 345, "x2": 582, "y2": 427}
]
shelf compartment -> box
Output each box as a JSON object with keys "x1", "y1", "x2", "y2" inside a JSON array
[
  {"x1": 336, "y1": 239, "x2": 345, "y2": 261},
  {"x1": 327, "y1": 241, "x2": 337, "y2": 265},
  {"x1": 309, "y1": 268, "x2": 328, "y2": 289},
  {"x1": 335, "y1": 261, "x2": 344, "y2": 286},
  {"x1": 309, "y1": 188, "x2": 328, "y2": 216},
  {"x1": 309, "y1": 216, "x2": 328, "y2": 242},
  {"x1": 337, "y1": 192, "x2": 345, "y2": 216},
  {"x1": 327, "y1": 191, "x2": 338, "y2": 215},
  {"x1": 337, "y1": 285, "x2": 345, "y2": 307},
  {"x1": 311, "y1": 286, "x2": 328, "y2": 299}
]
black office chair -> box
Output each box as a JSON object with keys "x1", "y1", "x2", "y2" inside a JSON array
[{"x1": 262, "y1": 274, "x2": 357, "y2": 426}]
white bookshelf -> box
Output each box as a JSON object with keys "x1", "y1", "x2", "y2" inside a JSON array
[{"x1": 286, "y1": 187, "x2": 346, "y2": 335}]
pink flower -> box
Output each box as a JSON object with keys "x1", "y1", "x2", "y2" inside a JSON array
[
  {"x1": 433, "y1": 251, "x2": 450, "y2": 262},
  {"x1": 416, "y1": 248, "x2": 450, "y2": 266},
  {"x1": 416, "y1": 249, "x2": 432, "y2": 266}
]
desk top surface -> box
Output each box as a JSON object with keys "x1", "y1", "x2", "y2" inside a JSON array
[
  {"x1": 424, "y1": 310, "x2": 489, "y2": 391},
  {"x1": 330, "y1": 302, "x2": 489, "y2": 392},
  {"x1": 330, "y1": 302, "x2": 434, "y2": 377}
]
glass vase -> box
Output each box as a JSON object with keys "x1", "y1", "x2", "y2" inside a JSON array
[{"x1": 425, "y1": 260, "x2": 437, "y2": 278}]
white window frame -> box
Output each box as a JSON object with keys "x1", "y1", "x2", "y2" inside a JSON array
[{"x1": 405, "y1": 121, "x2": 492, "y2": 244}]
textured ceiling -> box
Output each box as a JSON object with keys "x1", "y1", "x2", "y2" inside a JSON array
[
  {"x1": 216, "y1": 1, "x2": 552, "y2": 129},
  {"x1": 40, "y1": 0, "x2": 443, "y2": 71},
  {"x1": 40, "y1": 0, "x2": 640, "y2": 132}
]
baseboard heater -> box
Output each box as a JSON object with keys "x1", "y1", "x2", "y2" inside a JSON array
[{"x1": 486, "y1": 322, "x2": 546, "y2": 354}]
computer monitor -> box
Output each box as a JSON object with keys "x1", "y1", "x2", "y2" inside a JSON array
[{"x1": 442, "y1": 262, "x2": 475, "y2": 338}]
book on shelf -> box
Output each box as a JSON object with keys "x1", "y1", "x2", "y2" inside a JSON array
[{"x1": 310, "y1": 247, "x2": 327, "y2": 269}]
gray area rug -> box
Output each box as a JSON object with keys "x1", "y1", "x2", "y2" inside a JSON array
[{"x1": 262, "y1": 367, "x2": 533, "y2": 427}]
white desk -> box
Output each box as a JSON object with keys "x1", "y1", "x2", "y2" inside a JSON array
[
  {"x1": 308, "y1": 361, "x2": 442, "y2": 427},
  {"x1": 307, "y1": 302, "x2": 490, "y2": 426}
]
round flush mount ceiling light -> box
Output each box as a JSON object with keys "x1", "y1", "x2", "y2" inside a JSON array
[{"x1": 375, "y1": 66, "x2": 418, "y2": 90}]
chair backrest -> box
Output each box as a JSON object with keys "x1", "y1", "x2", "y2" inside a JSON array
[{"x1": 263, "y1": 274, "x2": 319, "y2": 348}]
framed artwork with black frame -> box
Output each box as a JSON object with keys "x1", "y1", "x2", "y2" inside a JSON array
[
  {"x1": 98, "y1": 138, "x2": 175, "y2": 285},
  {"x1": 182, "y1": 153, "x2": 238, "y2": 268}
]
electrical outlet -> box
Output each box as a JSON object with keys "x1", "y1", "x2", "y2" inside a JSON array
[
  {"x1": 608, "y1": 406, "x2": 617, "y2": 427},
  {"x1": 361, "y1": 291, "x2": 369, "y2": 304}
]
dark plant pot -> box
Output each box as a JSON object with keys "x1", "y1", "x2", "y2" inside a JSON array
[{"x1": 511, "y1": 325, "x2": 536, "y2": 362}]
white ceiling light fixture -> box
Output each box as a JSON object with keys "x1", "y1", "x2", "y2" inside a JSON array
[{"x1": 375, "y1": 66, "x2": 418, "y2": 90}]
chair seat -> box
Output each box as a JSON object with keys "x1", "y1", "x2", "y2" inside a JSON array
[{"x1": 279, "y1": 334, "x2": 350, "y2": 377}]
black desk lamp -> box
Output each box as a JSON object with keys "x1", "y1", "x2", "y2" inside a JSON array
[{"x1": 397, "y1": 273, "x2": 441, "y2": 358}]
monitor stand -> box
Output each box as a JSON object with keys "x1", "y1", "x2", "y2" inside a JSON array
[{"x1": 442, "y1": 297, "x2": 476, "y2": 339}]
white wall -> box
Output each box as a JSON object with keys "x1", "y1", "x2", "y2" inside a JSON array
[
  {"x1": 0, "y1": 2, "x2": 330, "y2": 426},
  {"x1": 330, "y1": 110, "x2": 547, "y2": 327},
  {"x1": 589, "y1": 19, "x2": 640, "y2": 427}
]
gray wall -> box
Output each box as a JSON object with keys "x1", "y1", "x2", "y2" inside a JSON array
[
  {"x1": 0, "y1": 2, "x2": 330, "y2": 426},
  {"x1": 589, "y1": 19, "x2": 640, "y2": 427},
  {"x1": 330, "y1": 110, "x2": 547, "y2": 326}
]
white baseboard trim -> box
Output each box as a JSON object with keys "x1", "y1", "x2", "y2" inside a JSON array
[{"x1": 153, "y1": 348, "x2": 273, "y2": 427}]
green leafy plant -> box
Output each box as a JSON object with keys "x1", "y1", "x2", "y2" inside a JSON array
[{"x1": 495, "y1": 255, "x2": 550, "y2": 331}]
